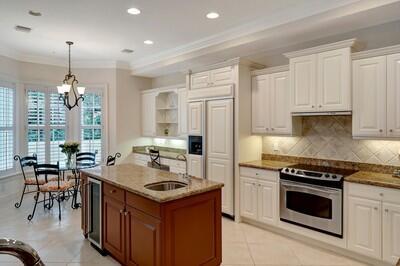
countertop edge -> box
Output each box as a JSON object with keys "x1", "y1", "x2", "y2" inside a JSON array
[
  {"x1": 240, "y1": 160, "x2": 400, "y2": 190},
  {"x1": 80, "y1": 169, "x2": 224, "y2": 203}
]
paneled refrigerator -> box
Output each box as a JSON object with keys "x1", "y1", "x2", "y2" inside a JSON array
[{"x1": 187, "y1": 98, "x2": 234, "y2": 216}]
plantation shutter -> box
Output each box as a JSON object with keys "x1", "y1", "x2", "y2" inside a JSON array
[{"x1": 0, "y1": 84, "x2": 15, "y2": 172}]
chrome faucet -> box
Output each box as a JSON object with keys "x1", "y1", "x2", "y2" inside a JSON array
[
  {"x1": 176, "y1": 154, "x2": 190, "y2": 182},
  {"x1": 0, "y1": 238, "x2": 44, "y2": 266}
]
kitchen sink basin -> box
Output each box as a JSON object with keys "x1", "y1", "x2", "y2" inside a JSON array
[{"x1": 144, "y1": 181, "x2": 188, "y2": 191}]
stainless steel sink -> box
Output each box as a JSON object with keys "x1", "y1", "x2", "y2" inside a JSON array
[{"x1": 144, "y1": 181, "x2": 187, "y2": 191}]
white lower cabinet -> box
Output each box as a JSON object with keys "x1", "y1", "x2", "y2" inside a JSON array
[
  {"x1": 347, "y1": 196, "x2": 382, "y2": 259},
  {"x1": 347, "y1": 182, "x2": 400, "y2": 263},
  {"x1": 383, "y1": 202, "x2": 400, "y2": 264},
  {"x1": 240, "y1": 168, "x2": 278, "y2": 226},
  {"x1": 187, "y1": 154, "x2": 203, "y2": 178}
]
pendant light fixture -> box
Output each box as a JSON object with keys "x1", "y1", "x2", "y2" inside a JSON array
[{"x1": 57, "y1": 41, "x2": 85, "y2": 110}]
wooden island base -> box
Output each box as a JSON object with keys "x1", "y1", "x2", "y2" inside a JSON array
[{"x1": 81, "y1": 173, "x2": 222, "y2": 266}]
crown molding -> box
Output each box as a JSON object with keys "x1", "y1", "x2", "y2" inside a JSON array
[
  {"x1": 284, "y1": 38, "x2": 359, "y2": 58},
  {"x1": 187, "y1": 57, "x2": 265, "y2": 74},
  {"x1": 351, "y1": 44, "x2": 400, "y2": 60},
  {"x1": 251, "y1": 65, "x2": 289, "y2": 76}
]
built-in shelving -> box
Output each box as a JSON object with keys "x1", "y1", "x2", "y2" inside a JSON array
[{"x1": 155, "y1": 91, "x2": 179, "y2": 137}]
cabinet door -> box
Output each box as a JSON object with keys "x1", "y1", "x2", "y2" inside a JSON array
[
  {"x1": 187, "y1": 101, "x2": 203, "y2": 136},
  {"x1": 387, "y1": 53, "x2": 400, "y2": 137},
  {"x1": 290, "y1": 54, "x2": 317, "y2": 112},
  {"x1": 252, "y1": 75, "x2": 269, "y2": 133},
  {"x1": 81, "y1": 175, "x2": 88, "y2": 235},
  {"x1": 141, "y1": 92, "x2": 156, "y2": 137},
  {"x1": 240, "y1": 177, "x2": 258, "y2": 220},
  {"x1": 347, "y1": 196, "x2": 381, "y2": 259},
  {"x1": 207, "y1": 157, "x2": 234, "y2": 215},
  {"x1": 125, "y1": 206, "x2": 161, "y2": 266},
  {"x1": 103, "y1": 196, "x2": 125, "y2": 263},
  {"x1": 352, "y1": 56, "x2": 387, "y2": 137},
  {"x1": 191, "y1": 71, "x2": 210, "y2": 89},
  {"x1": 383, "y1": 202, "x2": 400, "y2": 264},
  {"x1": 187, "y1": 154, "x2": 203, "y2": 178},
  {"x1": 270, "y1": 71, "x2": 291, "y2": 134},
  {"x1": 177, "y1": 88, "x2": 187, "y2": 135},
  {"x1": 257, "y1": 180, "x2": 277, "y2": 225},
  {"x1": 206, "y1": 99, "x2": 233, "y2": 160},
  {"x1": 210, "y1": 66, "x2": 234, "y2": 86},
  {"x1": 317, "y1": 48, "x2": 351, "y2": 111}
]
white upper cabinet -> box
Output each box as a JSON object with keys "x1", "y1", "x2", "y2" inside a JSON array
[
  {"x1": 270, "y1": 71, "x2": 291, "y2": 134},
  {"x1": 251, "y1": 75, "x2": 269, "y2": 134},
  {"x1": 352, "y1": 56, "x2": 387, "y2": 138},
  {"x1": 387, "y1": 53, "x2": 400, "y2": 137},
  {"x1": 252, "y1": 71, "x2": 292, "y2": 135},
  {"x1": 141, "y1": 91, "x2": 156, "y2": 137},
  {"x1": 317, "y1": 48, "x2": 351, "y2": 111},
  {"x1": 187, "y1": 101, "x2": 203, "y2": 136},
  {"x1": 190, "y1": 71, "x2": 210, "y2": 89},
  {"x1": 177, "y1": 88, "x2": 187, "y2": 135},
  {"x1": 286, "y1": 40, "x2": 355, "y2": 113},
  {"x1": 290, "y1": 54, "x2": 317, "y2": 112},
  {"x1": 190, "y1": 66, "x2": 234, "y2": 89}
]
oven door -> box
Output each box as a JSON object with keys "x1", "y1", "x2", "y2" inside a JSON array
[{"x1": 280, "y1": 180, "x2": 342, "y2": 237}]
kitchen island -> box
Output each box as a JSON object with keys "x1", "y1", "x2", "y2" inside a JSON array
[{"x1": 80, "y1": 164, "x2": 223, "y2": 266}]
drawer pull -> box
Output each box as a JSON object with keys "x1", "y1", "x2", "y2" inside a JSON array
[
  {"x1": 374, "y1": 207, "x2": 378, "y2": 211},
  {"x1": 379, "y1": 193, "x2": 384, "y2": 197},
  {"x1": 120, "y1": 209, "x2": 123, "y2": 214},
  {"x1": 110, "y1": 189, "x2": 116, "y2": 194},
  {"x1": 385, "y1": 209, "x2": 389, "y2": 213}
]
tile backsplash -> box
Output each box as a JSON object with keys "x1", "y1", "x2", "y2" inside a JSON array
[{"x1": 263, "y1": 116, "x2": 400, "y2": 166}]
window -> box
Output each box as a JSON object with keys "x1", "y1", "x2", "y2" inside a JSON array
[
  {"x1": 27, "y1": 88, "x2": 67, "y2": 164},
  {"x1": 0, "y1": 84, "x2": 15, "y2": 173},
  {"x1": 80, "y1": 91, "x2": 103, "y2": 163}
]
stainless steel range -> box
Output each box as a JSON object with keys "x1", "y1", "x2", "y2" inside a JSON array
[{"x1": 280, "y1": 164, "x2": 356, "y2": 238}]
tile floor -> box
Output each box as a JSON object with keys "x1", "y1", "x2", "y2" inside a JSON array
[{"x1": 0, "y1": 193, "x2": 370, "y2": 266}]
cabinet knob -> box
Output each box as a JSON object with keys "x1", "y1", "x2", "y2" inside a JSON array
[
  {"x1": 374, "y1": 207, "x2": 378, "y2": 211},
  {"x1": 124, "y1": 211, "x2": 128, "y2": 216},
  {"x1": 271, "y1": 128, "x2": 274, "y2": 131},
  {"x1": 389, "y1": 129, "x2": 393, "y2": 132},
  {"x1": 266, "y1": 128, "x2": 269, "y2": 131},
  {"x1": 319, "y1": 105, "x2": 322, "y2": 108},
  {"x1": 379, "y1": 193, "x2": 384, "y2": 197},
  {"x1": 110, "y1": 189, "x2": 116, "y2": 194},
  {"x1": 120, "y1": 209, "x2": 124, "y2": 214},
  {"x1": 385, "y1": 209, "x2": 389, "y2": 213},
  {"x1": 312, "y1": 105, "x2": 315, "y2": 108},
  {"x1": 379, "y1": 129, "x2": 383, "y2": 132}
]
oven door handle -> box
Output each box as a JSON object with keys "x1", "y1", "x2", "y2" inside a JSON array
[{"x1": 281, "y1": 181, "x2": 341, "y2": 195}]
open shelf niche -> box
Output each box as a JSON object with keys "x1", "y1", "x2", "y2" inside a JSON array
[{"x1": 155, "y1": 90, "x2": 178, "y2": 137}]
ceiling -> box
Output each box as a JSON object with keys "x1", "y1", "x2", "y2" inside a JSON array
[{"x1": 0, "y1": 0, "x2": 400, "y2": 77}]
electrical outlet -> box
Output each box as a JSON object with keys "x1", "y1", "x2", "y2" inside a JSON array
[{"x1": 273, "y1": 142, "x2": 279, "y2": 151}]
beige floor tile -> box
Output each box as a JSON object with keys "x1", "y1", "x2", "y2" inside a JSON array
[
  {"x1": 248, "y1": 243, "x2": 301, "y2": 265},
  {"x1": 222, "y1": 242, "x2": 254, "y2": 265}
]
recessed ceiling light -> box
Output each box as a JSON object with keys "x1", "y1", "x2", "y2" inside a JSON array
[
  {"x1": 28, "y1": 10, "x2": 42, "y2": 17},
  {"x1": 121, "y1": 49, "x2": 134, "y2": 53},
  {"x1": 206, "y1": 12, "x2": 219, "y2": 19},
  {"x1": 15, "y1": 25, "x2": 32, "y2": 33},
  {"x1": 144, "y1": 40, "x2": 153, "y2": 45},
  {"x1": 127, "y1": 8, "x2": 141, "y2": 15}
]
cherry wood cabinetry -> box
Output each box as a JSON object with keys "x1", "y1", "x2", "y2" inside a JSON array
[{"x1": 81, "y1": 174, "x2": 222, "y2": 266}]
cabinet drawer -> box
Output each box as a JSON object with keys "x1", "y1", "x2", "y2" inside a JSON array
[
  {"x1": 346, "y1": 182, "x2": 400, "y2": 204},
  {"x1": 240, "y1": 167, "x2": 278, "y2": 182},
  {"x1": 126, "y1": 191, "x2": 161, "y2": 219},
  {"x1": 210, "y1": 66, "x2": 234, "y2": 86},
  {"x1": 103, "y1": 182, "x2": 125, "y2": 203}
]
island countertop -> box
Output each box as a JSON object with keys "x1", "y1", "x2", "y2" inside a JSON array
[{"x1": 80, "y1": 164, "x2": 223, "y2": 203}]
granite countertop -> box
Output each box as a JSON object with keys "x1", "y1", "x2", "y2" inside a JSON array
[
  {"x1": 239, "y1": 160, "x2": 295, "y2": 171},
  {"x1": 239, "y1": 159, "x2": 400, "y2": 190},
  {"x1": 133, "y1": 150, "x2": 185, "y2": 161},
  {"x1": 345, "y1": 171, "x2": 400, "y2": 190},
  {"x1": 81, "y1": 164, "x2": 223, "y2": 203}
]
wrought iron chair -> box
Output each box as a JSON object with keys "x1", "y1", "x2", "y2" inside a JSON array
[
  {"x1": 31, "y1": 163, "x2": 73, "y2": 221},
  {"x1": 14, "y1": 154, "x2": 58, "y2": 209},
  {"x1": 67, "y1": 151, "x2": 97, "y2": 208},
  {"x1": 106, "y1": 152, "x2": 121, "y2": 166}
]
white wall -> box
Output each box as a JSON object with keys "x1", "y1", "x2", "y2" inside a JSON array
[{"x1": 151, "y1": 72, "x2": 185, "y2": 88}]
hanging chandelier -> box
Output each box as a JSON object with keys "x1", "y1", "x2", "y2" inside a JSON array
[{"x1": 57, "y1": 41, "x2": 85, "y2": 110}]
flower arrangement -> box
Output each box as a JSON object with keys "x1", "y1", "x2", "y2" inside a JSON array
[{"x1": 59, "y1": 141, "x2": 80, "y2": 166}]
